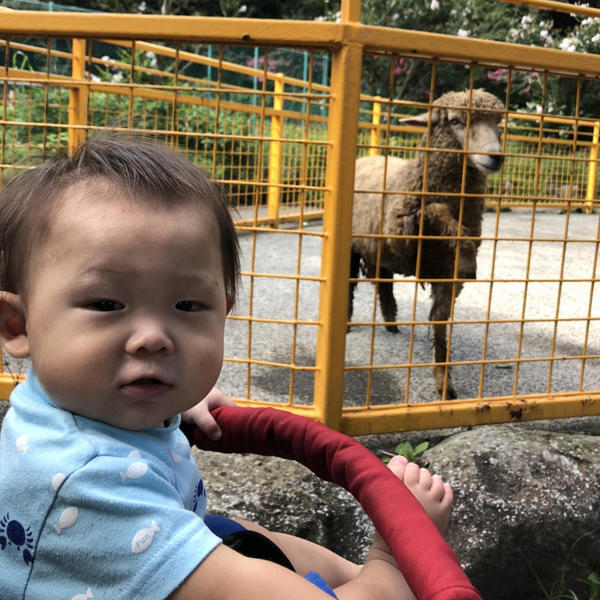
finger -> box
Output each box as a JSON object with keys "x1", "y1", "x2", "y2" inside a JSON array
[
  {"x1": 194, "y1": 413, "x2": 222, "y2": 441},
  {"x1": 204, "y1": 388, "x2": 236, "y2": 408}
]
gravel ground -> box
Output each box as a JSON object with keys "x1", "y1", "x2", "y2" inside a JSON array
[{"x1": 218, "y1": 207, "x2": 600, "y2": 406}]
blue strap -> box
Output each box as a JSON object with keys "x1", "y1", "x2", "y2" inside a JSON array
[
  {"x1": 205, "y1": 515, "x2": 338, "y2": 597},
  {"x1": 305, "y1": 572, "x2": 338, "y2": 598},
  {"x1": 204, "y1": 514, "x2": 246, "y2": 537}
]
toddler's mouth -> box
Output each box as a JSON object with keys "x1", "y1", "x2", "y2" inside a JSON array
[{"x1": 121, "y1": 377, "x2": 173, "y2": 398}]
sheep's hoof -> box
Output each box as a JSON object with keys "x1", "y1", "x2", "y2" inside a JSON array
[
  {"x1": 437, "y1": 387, "x2": 458, "y2": 400},
  {"x1": 385, "y1": 324, "x2": 399, "y2": 333}
]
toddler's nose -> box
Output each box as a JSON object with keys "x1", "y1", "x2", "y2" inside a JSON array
[{"x1": 125, "y1": 320, "x2": 174, "y2": 355}]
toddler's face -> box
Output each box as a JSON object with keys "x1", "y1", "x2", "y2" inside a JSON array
[{"x1": 21, "y1": 187, "x2": 229, "y2": 429}]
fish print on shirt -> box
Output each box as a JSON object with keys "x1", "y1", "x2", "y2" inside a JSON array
[
  {"x1": 131, "y1": 521, "x2": 160, "y2": 554},
  {"x1": 119, "y1": 461, "x2": 148, "y2": 482},
  {"x1": 169, "y1": 451, "x2": 182, "y2": 464},
  {"x1": 54, "y1": 507, "x2": 78, "y2": 534},
  {"x1": 71, "y1": 588, "x2": 93, "y2": 600},
  {"x1": 170, "y1": 436, "x2": 191, "y2": 464},
  {"x1": 120, "y1": 450, "x2": 148, "y2": 482},
  {"x1": 15, "y1": 435, "x2": 28, "y2": 453},
  {"x1": 51, "y1": 472, "x2": 66, "y2": 491}
]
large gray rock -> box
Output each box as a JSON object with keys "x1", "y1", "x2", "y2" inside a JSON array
[
  {"x1": 194, "y1": 448, "x2": 374, "y2": 562},
  {"x1": 424, "y1": 424, "x2": 600, "y2": 600},
  {"x1": 195, "y1": 419, "x2": 600, "y2": 600}
]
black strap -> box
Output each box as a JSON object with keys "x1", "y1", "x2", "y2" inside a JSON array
[{"x1": 221, "y1": 530, "x2": 295, "y2": 572}]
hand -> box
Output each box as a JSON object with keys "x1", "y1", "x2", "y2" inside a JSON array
[{"x1": 181, "y1": 387, "x2": 236, "y2": 441}]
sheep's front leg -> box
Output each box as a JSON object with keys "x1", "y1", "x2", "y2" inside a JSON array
[
  {"x1": 423, "y1": 203, "x2": 477, "y2": 279},
  {"x1": 378, "y1": 266, "x2": 399, "y2": 333},
  {"x1": 429, "y1": 282, "x2": 461, "y2": 399},
  {"x1": 347, "y1": 250, "x2": 361, "y2": 331}
]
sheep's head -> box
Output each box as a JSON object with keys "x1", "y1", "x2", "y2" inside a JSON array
[{"x1": 405, "y1": 89, "x2": 505, "y2": 175}]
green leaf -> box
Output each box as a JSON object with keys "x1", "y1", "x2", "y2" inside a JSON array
[
  {"x1": 414, "y1": 441, "x2": 429, "y2": 456},
  {"x1": 394, "y1": 442, "x2": 413, "y2": 457},
  {"x1": 588, "y1": 571, "x2": 600, "y2": 600}
]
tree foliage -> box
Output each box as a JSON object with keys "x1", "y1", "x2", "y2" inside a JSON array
[
  {"x1": 356, "y1": 0, "x2": 600, "y2": 116},
  {"x1": 66, "y1": 0, "x2": 600, "y2": 116},
  {"x1": 74, "y1": 0, "x2": 339, "y2": 18}
]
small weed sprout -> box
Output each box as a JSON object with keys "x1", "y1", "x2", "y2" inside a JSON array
[{"x1": 381, "y1": 441, "x2": 429, "y2": 464}]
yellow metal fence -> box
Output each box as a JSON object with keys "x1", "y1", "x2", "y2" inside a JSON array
[{"x1": 1, "y1": 0, "x2": 600, "y2": 435}]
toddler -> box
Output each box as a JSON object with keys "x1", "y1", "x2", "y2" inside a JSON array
[{"x1": 0, "y1": 138, "x2": 452, "y2": 599}]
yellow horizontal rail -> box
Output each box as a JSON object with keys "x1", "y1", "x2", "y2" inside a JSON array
[
  {"x1": 0, "y1": 37, "x2": 329, "y2": 98},
  {"x1": 103, "y1": 38, "x2": 331, "y2": 94},
  {"x1": 0, "y1": 12, "x2": 343, "y2": 46},
  {"x1": 0, "y1": 69, "x2": 331, "y2": 128},
  {"x1": 1, "y1": 12, "x2": 600, "y2": 79},
  {"x1": 340, "y1": 391, "x2": 600, "y2": 436},
  {"x1": 357, "y1": 25, "x2": 600, "y2": 77}
]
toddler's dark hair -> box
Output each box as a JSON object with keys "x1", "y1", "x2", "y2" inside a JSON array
[{"x1": 0, "y1": 137, "x2": 240, "y2": 304}]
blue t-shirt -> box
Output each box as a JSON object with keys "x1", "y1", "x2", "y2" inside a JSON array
[{"x1": 0, "y1": 369, "x2": 221, "y2": 599}]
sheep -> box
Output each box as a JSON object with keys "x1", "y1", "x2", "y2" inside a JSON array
[{"x1": 348, "y1": 89, "x2": 505, "y2": 399}]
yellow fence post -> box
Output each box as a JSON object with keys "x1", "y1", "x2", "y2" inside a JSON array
[
  {"x1": 340, "y1": 0, "x2": 361, "y2": 22},
  {"x1": 369, "y1": 99, "x2": 381, "y2": 156},
  {"x1": 313, "y1": 0, "x2": 363, "y2": 430},
  {"x1": 586, "y1": 120, "x2": 599, "y2": 213},
  {"x1": 267, "y1": 73, "x2": 285, "y2": 226},
  {"x1": 68, "y1": 38, "x2": 88, "y2": 155}
]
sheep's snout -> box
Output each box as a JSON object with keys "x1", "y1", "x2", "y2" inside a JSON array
[{"x1": 470, "y1": 152, "x2": 503, "y2": 174}]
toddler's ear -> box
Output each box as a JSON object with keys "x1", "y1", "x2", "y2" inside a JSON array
[{"x1": 0, "y1": 292, "x2": 29, "y2": 358}]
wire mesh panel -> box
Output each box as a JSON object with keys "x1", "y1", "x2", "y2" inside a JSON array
[
  {"x1": 0, "y1": 3, "x2": 599, "y2": 434},
  {"x1": 0, "y1": 29, "x2": 332, "y2": 416},
  {"x1": 345, "y1": 51, "x2": 600, "y2": 431}
]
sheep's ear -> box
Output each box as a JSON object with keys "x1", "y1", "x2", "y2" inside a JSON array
[{"x1": 401, "y1": 108, "x2": 440, "y2": 127}]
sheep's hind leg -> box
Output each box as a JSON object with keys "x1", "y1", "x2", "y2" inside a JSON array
[
  {"x1": 347, "y1": 250, "x2": 361, "y2": 331},
  {"x1": 378, "y1": 266, "x2": 399, "y2": 333},
  {"x1": 429, "y1": 282, "x2": 460, "y2": 399}
]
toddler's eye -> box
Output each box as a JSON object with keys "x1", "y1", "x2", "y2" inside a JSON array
[
  {"x1": 88, "y1": 300, "x2": 124, "y2": 312},
  {"x1": 175, "y1": 300, "x2": 204, "y2": 312}
]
